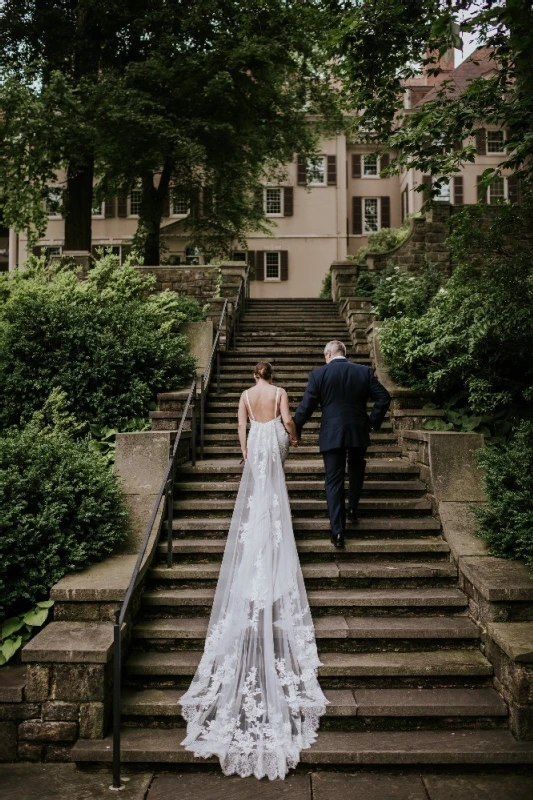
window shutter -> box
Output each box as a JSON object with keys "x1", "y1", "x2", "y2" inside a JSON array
[
  {"x1": 475, "y1": 129, "x2": 486, "y2": 155},
  {"x1": 117, "y1": 193, "x2": 128, "y2": 217},
  {"x1": 104, "y1": 196, "x2": 115, "y2": 218},
  {"x1": 453, "y1": 176, "x2": 464, "y2": 205},
  {"x1": 32, "y1": 246, "x2": 43, "y2": 256},
  {"x1": 283, "y1": 186, "x2": 294, "y2": 216},
  {"x1": 352, "y1": 197, "x2": 363, "y2": 235},
  {"x1": 297, "y1": 155, "x2": 307, "y2": 185},
  {"x1": 422, "y1": 174, "x2": 432, "y2": 199},
  {"x1": 190, "y1": 188, "x2": 200, "y2": 221},
  {"x1": 380, "y1": 197, "x2": 391, "y2": 229},
  {"x1": 352, "y1": 154, "x2": 362, "y2": 179},
  {"x1": 380, "y1": 153, "x2": 390, "y2": 172},
  {"x1": 254, "y1": 185, "x2": 264, "y2": 214},
  {"x1": 247, "y1": 251, "x2": 256, "y2": 280},
  {"x1": 255, "y1": 251, "x2": 265, "y2": 281},
  {"x1": 202, "y1": 186, "x2": 214, "y2": 215},
  {"x1": 327, "y1": 155, "x2": 337, "y2": 186},
  {"x1": 280, "y1": 251, "x2": 289, "y2": 281},
  {"x1": 162, "y1": 187, "x2": 170, "y2": 217},
  {"x1": 120, "y1": 244, "x2": 132, "y2": 264},
  {"x1": 507, "y1": 175, "x2": 521, "y2": 204},
  {"x1": 476, "y1": 175, "x2": 487, "y2": 203}
]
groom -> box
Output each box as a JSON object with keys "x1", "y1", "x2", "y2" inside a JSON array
[{"x1": 293, "y1": 340, "x2": 391, "y2": 548}]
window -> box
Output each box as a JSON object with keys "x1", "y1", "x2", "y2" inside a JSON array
[
  {"x1": 129, "y1": 188, "x2": 142, "y2": 216},
  {"x1": 401, "y1": 187, "x2": 409, "y2": 222},
  {"x1": 172, "y1": 190, "x2": 189, "y2": 216},
  {"x1": 44, "y1": 246, "x2": 61, "y2": 260},
  {"x1": 363, "y1": 198, "x2": 379, "y2": 233},
  {"x1": 91, "y1": 201, "x2": 104, "y2": 217},
  {"x1": 265, "y1": 251, "x2": 280, "y2": 280},
  {"x1": 487, "y1": 130, "x2": 506, "y2": 154},
  {"x1": 363, "y1": 155, "x2": 379, "y2": 177},
  {"x1": 46, "y1": 189, "x2": 62, "y2": 217},
  {"x1": 307, "y1": 156, "x2": 326, "y2": 185},
  {"x1": 265, "y1": 187, "x2": 283, "y2": 216},
  {"x1": 185, "y1": 246, "x2": 200, "y2": 265},
  {"x1": 488, "y1": 177, "x2": 506, "y2": 203},
  {"x1": 231, "y1": 251, "x2": 247, "y2": 262},
  {"x1": 434, "y1": 178, "x2": 451, "y2": 202}
]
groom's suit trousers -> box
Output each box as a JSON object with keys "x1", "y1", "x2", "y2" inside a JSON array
[{"x1": 323, "y1": 446, "x2": 367, "y2": 539}]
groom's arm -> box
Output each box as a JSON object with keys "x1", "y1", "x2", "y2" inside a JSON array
[
  {"x1": 293, "y1": 370, "x2": 320, "y2": 436},
  {"x1": 367, "y1": 369, "x2": 391, "y2": 431}
]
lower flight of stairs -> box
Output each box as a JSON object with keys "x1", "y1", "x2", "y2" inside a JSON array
[{"x1": 73, "y1": 299, "x2": 533, "y2": 767}]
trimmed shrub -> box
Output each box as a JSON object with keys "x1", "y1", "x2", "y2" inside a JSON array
[
  {"x1": 0, "y1": 254, "x2": 200, "y2": 431},
  {"x1": 319, "y1": 272, "x2": 332, "y2": 299},
  {"x1": 0, "y1": 399, "x2": 128, "y2": 617},
  {"x1": 474, "y1": 421, "x2": 533, "y2": 566}
]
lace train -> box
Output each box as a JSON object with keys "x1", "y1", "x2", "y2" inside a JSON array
[{"x1": 179, "y1": 414, "x2": 329, "y2": 779}]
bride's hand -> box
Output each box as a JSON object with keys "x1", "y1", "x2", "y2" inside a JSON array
[
  {"x1": 289, "y1": 436, "x2": 299, "y2": 447},
  {"x1": 241, "y1": 449, "x2": 247, "y2": 462}
]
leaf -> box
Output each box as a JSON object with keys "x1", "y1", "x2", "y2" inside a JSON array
[
  {"x1": 0, "y1": 636, "x2": 23, "y2": 664},
  {"x1": 1, "y1": 617, "x2": 24, "y2": 640},
  {"x1": 36, "y1": 600, "x2": 54, "y2": 609},
  {"x1": 22, "y1": 607, "x2": 50, "y2": 627}
]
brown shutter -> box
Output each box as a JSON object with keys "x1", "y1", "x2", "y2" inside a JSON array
[
  {"x1": 507, "y1": 175, "x2": 521, "y2": 204},
  {"x1": 297, "y1": 155, "x2": 307, "y2": 185},
  {"x1": 453, "y1": 176, "x2": 464, "y2": 205},
  {"x1": 422, "y1": 174, "x2": 432, "y2": 199},
  {"x1": 327, "y1": 155, "x2": 337, "y2": 186},
  {"x1": 247, "y1": 251, "x2": 256, "y2": 279},
  {"x1": 32, "y1": 246, "x2": 43, "y2": 256},
  {"x1": 104, "y1": 196, "x2": 115, "y2": 218},
  {"x1": 117, "y1": 193, "x2": 128, "y2": 217},
  {"x1": 380, "y1": 153, "x2": 390, "y2": 172},
  {"x1": 280, "y1": 250, "x2": 289, "y2": 281},
  {"x1": 255, "y1": 251, "x2": 265, "y2": 281},
  {"x1": 202, "y1": 186, "x2": 214, "y2": 215},
  {"x1": 190, "y1": 188, "x2": 200, "y2": 221},
  {"x1": 476, "y1": 175, "x2": 487, "y2": 203},
  {"x1": 254, "y1": 185, "x2": 264, "y2": 214},
  {"x1": 380, "y1": 197, "x2": 391, "y2": 229},
  {"x1": 162, "y1": 186, "x2": 170, "y2": 217},
  {"x1": 475, "y1": 129, "x2": 486, "y2": 155},
  {"x1": 283, "y1": 186, "x2": 294, "y2": 216},
  {"x1": 352, "y1": 197, "x2": 363, "y2": 235},
  {"x1": 352, "y1": 154, "x2": 362, "y2": 179},
  {"x1": 120, "y1": 243, "x2": 132, "y2": 264}
]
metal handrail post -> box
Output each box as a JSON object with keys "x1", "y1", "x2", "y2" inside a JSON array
[
  {"x1": 216, "y1": 349, "x2": 221, "y2": 394},
  {"x1": 111, "y1": 615, "x2": 123, "y2": 790},
  {"x1": 191, "y1": 387, "x2": 197, "y2": 467},
  {"x1": 200, "y1": 376, "x2": 205, "y2": 460},
  {"x1": 166, "y1": 471, "x2": 174, "y2": 568}
]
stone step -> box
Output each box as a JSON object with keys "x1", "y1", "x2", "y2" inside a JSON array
[
  {"x1": 158, "y1": 537, "x2": 450, "y2": 560},
  {"x1": 123, "y1": 649, "x2": 491, "y2": 681},
  {"x1": 206, "y1": 395, "x2": 385, "y2": 404},
  {"x1": 176, "y1": 458, "x2": 415, "y2": 476},
  {"x1": 172, "y1": 497, "x2": 432, "y2": 515},
  {"x1": 141, "y1": 587, "x2": 468, "y2": 615},
  {"x1": 73, "y1": 728, "x2": 533, "y2": 766},
  {"x1": 120, "y1": 687, "x2": 506, "y2": 726},
  {"x1": 132, "y1": 615, "x2": 479, "y2": 644},
  {"x1": 200, "y1": 434, "x2": 396, "y2": 447},
  {"x1": 198, "y1": 445, "x2": 401, "y2": 458},
  {"x1": 169, "y1": 517, "x2": 442, "y2": 539},
  {"x1": 174, "y1": 479, "x2": 426, "y2": 496}
]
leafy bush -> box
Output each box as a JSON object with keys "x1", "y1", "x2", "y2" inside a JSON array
[
  {"x1": 356, "y1": 222, "x2": 410, "y2": 266},
  {"x1": 1, "y1": 601, "x2": 54, "y2": 665},
  {"x1": 319, "y1": 272, "x2": 332, "y2": 299},
  {"x1": 354, "y1": 270, "x2": 377, "y2": 298},
  {"x1": 379, "y1": 202, "x2": 533, "y2": 418},
  {"x1": 0, "y1": 254, "x2": 200, "y2": 431},
  {"x1": 372, "y1": 261, "x2": 442, "y2": 320},
  {"x1": 0, "y1": 398, "x2": 128, "y2": 617},
  {"x1": 474, "y1": 420, "x2": 533, "y2": 566}
]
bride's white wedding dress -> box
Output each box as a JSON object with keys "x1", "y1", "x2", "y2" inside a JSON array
[{"x1": 179, "y1": 387, "x2": 329, "y2": 780}]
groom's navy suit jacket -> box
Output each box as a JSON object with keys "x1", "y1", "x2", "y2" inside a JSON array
[{"x1": 293, "y1": 358, "x2": 391, "y2": 452}]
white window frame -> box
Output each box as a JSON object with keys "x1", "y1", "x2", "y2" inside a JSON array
[
  {"x1": 362, "y1": 154, "x2": 380, "y2": 178},
  {"x1": 306, "y1": 155, "x2": 326, "y2": 186},
  {"x1": 363, "y1": 197, "x2": 381, "y2": 234},
  {"x1": 264, "y1": 251, "x2": 281, "y2": 281},
  {"x1": 128, "y1": 187, "x2": 142, "y2": 217},
  {"x1": 486, "y1": 129, "x2": 506, "y2": 155},
  {"x1": 488, "y1": 176, "x2": 507, "y2": 204},
  {"x1": 434, "y1": 178, "x2": 451, "y2": 203},
  {"x1": 264, "y1": 187, "x2": 284, "y2": 217},
  {"x1": 45, "y1": 188, "x2": 62, "y2": 218},
  {"x1": 171, "y1": 189, "x2": 189, "y2": 217},
  {"x1": 91, "y1": 201, "x2": 104, "y2": 218}
]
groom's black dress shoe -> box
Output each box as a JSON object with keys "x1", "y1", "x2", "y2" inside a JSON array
[
  {"x1": 347, "y1": 508, "x2": 359, "y2": 524},
  {"x1": 330, "y1": 533, "x2": 345, "y2": 548}
]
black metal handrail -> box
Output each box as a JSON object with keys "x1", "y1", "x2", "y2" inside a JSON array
[{"x1": 111, "y1": 377, "x2": 196, "y2": 790}]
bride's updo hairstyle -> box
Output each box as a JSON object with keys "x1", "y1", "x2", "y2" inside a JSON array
[{"x1": 254, "y1": 361, "x2": 273, "y2": 381}]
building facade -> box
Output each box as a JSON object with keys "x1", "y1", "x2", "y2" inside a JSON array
[{"x1": 5, "y1": 47, "x2": 517, "y2": 297}]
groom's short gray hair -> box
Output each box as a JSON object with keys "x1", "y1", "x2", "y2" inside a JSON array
[{"x1": 324, "y1": 340, "x2": 346, "y2": 357}]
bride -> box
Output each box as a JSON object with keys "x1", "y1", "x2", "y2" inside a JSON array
[{"x1": 179, "y1": 361, "x2": 329, "y2": 780}]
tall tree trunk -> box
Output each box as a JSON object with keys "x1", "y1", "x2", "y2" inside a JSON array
[
  {"x1": 140, "y1": 159, "x2": 174, "y2": 265},
  {"x1": 64, "y1": 156, "x2": 94, "y2": 251}
]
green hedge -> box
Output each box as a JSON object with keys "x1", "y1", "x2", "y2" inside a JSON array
[
  {"x1": 0, "y1": 254, "x2": 200, "y2": 431},
  {"x1": 0, "y1": 399, "x2": 128, "y2": 617},
  {"x1": 474, "y1": 420, "x2": 533, "y2": 566}
]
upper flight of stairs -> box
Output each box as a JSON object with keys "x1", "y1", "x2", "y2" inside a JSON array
[{"x1": 73, "y1": 298, "x2": 533, "y2": 767}]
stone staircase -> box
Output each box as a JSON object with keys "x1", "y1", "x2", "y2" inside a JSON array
[{"x1": 74, "y1": 298, "x2": 533, "y2": 767}]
